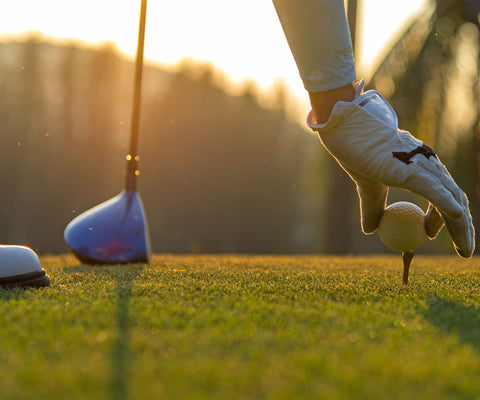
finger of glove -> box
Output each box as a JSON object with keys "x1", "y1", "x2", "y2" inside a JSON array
[
  {"x1": 413, "y1": 156, "x2": 467, "y2": 218},
  {"x1": 405, "y1": 166, "x2": 463, "y2": 220},
  {"x1": 404, "y1": 169, "x2": 474, "y2": 256},
  {"x1": 412, "y1": 157, "x2": 474, "y2": 256},
  {"x1": 442, "y1": 211, "x2": 475, "y2": 258},
  {"x1": 338, "y1": 165, "x2": 389, "y2": 235},
  {"x1": 355, "y1": 179, "x2": 388, "y2": 234},
  {"x1": 425, "y1": 203, "x2": 444, "y2": 239}
]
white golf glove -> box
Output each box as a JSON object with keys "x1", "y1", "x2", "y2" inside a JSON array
[{"x1": 308, "y1": 81, "x2": 475, "y2": 258}]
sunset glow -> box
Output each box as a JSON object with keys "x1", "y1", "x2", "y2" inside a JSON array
[{"x1": 0, "y1": 0, "x2": 427, "y2": 110}]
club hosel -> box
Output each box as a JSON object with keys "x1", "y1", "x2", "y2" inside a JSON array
[{"x1": 126, "y1": 159, "x2": 138, "y2": 192}]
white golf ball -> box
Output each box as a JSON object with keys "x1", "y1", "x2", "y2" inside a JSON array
[{"x1": 378, "y1": 201, "x2": 426, "y2": 252}]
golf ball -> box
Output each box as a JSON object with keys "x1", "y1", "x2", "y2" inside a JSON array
[{"x1": 378, "y1": 202, "x2": 426, "y2": 252}]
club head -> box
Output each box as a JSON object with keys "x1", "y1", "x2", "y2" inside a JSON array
[{"x1": 64, "y1": 190, "x2": 151, "y2": 265}]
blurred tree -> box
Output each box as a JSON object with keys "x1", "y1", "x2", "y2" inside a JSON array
[
  {"x1": 0, "y1": 39, "x2": 314, "y2": 254},
  {"x1": 319, "y1": 0, "x2": 359, "y2": 254},
  {"x1": 368, "y1": 0, "x2": 480, "y2": 253},
  {"x1": 7, "y1": 38, "x2": 45, "y2": 243},
  {"x1": 140, "y1": 62, "x2": 311, "y2": 253}
]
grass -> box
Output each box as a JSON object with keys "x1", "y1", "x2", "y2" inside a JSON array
[{"x1": 1, "y1": 254, "x2": 480, "y2": 400}]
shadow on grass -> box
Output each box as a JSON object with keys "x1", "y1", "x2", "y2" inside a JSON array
[
  {"x1": 0, "y1": 287, "x2": 30, "y2": 301},
  {"x1": 62, "y1": 263, "x2": 145, "y2": 400},
  {"x1": 423, "y1": 298, "x2": 480, "y2": 353},
  {"x1": 109, "y1": 266, "x2": 144, "y2": 400}
]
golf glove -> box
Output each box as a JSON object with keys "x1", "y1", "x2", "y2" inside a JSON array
[{"x1": 308, "y1": 80, "x2": 474, "y2": 258}]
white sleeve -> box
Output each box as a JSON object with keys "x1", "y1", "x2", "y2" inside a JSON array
[{"x1": 272, "y1": 0, "x2": 356, "y2": 92}]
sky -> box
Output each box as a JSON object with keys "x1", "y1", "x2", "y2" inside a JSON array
[{"x1": 0, "y1": 0, "x2": 427, "y2": 113}]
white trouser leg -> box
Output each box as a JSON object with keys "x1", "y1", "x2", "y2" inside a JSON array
[{"x1": 272, "y1": 0, "x2": 356, "y2": 92}]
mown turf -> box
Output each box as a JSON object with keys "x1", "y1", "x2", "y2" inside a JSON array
[{"x1": 1, "y1": 254, "x2": 479, "y2": 400}]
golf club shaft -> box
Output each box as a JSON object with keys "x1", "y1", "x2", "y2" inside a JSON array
[{"x1": 126, "y1": 0, "x2": 147, "y2": 192}]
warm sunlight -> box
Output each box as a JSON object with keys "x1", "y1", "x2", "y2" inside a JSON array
[{"x1": 0, "y1": 0, "x2": 427, "y2": 108}]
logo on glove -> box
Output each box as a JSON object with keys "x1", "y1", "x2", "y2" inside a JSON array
[{"x1": 392, "y1": 144, "x2": 437, "y2": 165}]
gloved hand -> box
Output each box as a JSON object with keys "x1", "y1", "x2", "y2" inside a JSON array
[{"x1": 307, "y1": 81, "x2": 474, "y2": 258}]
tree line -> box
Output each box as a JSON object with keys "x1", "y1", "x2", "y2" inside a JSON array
[{"x1": 0, "y1": 36, "x2": 464, "y2": 255}]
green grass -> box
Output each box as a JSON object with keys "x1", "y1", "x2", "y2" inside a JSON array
[{"x1": 1, "y1": 254, "x2": 480, "y2": 400}]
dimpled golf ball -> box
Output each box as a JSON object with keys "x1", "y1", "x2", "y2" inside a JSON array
[{"x1": 378, "y1": 201, "x2": 426, "y2": 252}]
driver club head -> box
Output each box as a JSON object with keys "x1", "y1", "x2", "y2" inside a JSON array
[{"x1": 64, "y1": 190, "x2": 151, "y2": 265}]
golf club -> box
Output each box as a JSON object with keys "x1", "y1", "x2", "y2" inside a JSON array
[{"x1": 64, "y1": 0, "x2": 151, "y2": 264}]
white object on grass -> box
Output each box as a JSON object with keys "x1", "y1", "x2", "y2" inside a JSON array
[
  {"x1": 378, "y1": 202, "x2": 426, "y2": 253},
  {"x1": 0, "y1": 245, "x2": 50, "y2": 288}
]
